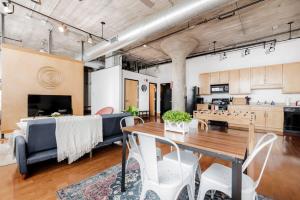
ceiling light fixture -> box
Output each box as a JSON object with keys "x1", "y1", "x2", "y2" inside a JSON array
[
  {"x1": 143, "y1": 44, "x2": 147, "y2": 48},
  {"x1": 2, "y1": 0, "x2": 14, "y2": 14},
  {"x1": 265, "y1": 42, "x2": 276, "y2": 54},
  {"x1": 87, "y1": 34, "x2": 93, "y2": 44},
  {"x1": 101, "y1": 21, "x2": 105, "y2": 38},
  {"x1": 241, "y1": 48, "x2": 250, "y2": 57},
  {"x1": 30, "y1": 0, "x2": 41, "y2": 5},
  {"x1": 220, "y1": 52, "x2": 227, "y2": 60},
  {"x1": 58, "y1": 24, "x2": 66, "y2": 32}
]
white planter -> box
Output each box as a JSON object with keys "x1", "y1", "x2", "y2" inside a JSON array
[{"x1": 164, "y1": 120, "x2": 190, "y2": 134}]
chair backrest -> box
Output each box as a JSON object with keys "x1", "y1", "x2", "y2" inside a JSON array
[
  {"x1": 132, "y1": 131, "x2": 183, "y2": 184},
  {"x1": 242, "y1": 133, "x2": 277, "y2": 189},
  {"x1": 120, "y1": 116, "x2": 144, "y2": 150},
  {"x1": 95, "y1": 107, "x2": 114, "y2": 115}
]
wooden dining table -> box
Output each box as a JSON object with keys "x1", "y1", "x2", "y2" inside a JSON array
[{"x1": 121, "y1": 122, "x2": 249, "y2": 200}]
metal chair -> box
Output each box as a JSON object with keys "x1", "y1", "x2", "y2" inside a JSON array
[
  {"x1": 132, "y1": 131, "x2": 195, "y2": 200},
  {"x1": 198, "y1": 133, "x2": 277, "y2": 200}
]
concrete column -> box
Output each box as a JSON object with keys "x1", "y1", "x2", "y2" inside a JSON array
[{"x1": 161, "y1": 36, "x2": 198, "y2": 111}]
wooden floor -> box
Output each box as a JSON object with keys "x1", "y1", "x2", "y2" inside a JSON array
[{"x1": 0, "y1": 130, "x2": 299, "y2": 200}]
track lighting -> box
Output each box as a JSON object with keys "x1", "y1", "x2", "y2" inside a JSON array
[
  {"x1": 2, "y1": 0, "x2": 14, "y2": 14},
  {"x1": 87, "y1": 34, "x2": 93, "y2": 44},
  {"x1": 143, "y1": 44, "x2": 147, "y2": 48},
  {"x1": 58, "y1": 24, "x2": 67, "y2": 33},
  {"x1": 220, "y1": 52, "x2": 227, "y2": 60},
  {"x1": 265, "y1": 42, "x2": 276, "y2": 54},
  {"x1": 241, "y1": 48, "x2": 250, "y2": 57}
]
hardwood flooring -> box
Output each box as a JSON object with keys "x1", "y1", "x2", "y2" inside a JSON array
[{"x1": 0, "y1": 132, "x2": 299, "y2": 200}]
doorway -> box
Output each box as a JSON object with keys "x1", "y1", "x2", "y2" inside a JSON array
[
  {"x1": 124, "y1": 79, "x2": 139, "y2": 110},
  {"x1": 160, "y1": 83, "x2": 172, "y2": 117},
  {"x1": 149, "y1": 83, "x2": 157, "y2": 118}
]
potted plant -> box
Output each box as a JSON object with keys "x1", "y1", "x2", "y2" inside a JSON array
[
  {"x1": 126, "y1": 106, "x2": 139, "y2": 116},
  {"x1": 162, "y1": 110, "x2": 192, "y2": 134}
]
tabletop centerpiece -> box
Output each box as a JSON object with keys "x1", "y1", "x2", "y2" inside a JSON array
[{"x1": 162, "y1": 110, "x2": 192, "y2": 134}]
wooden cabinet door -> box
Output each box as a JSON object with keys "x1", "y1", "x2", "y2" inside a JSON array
[
  {"x1": 229, "y1": 70, "x2": 240, "y2": 94},
  {"x1": 265, "y1": 64, "x2": 283, "y2": 87},
  {"x1": 199, "y1": 73, "x2": 211, "y2": 95},
  {"x1": 266, "y1": 108, "x2": 284, "y2": 130},
  {"x1": 251, "y1": 67, "x2": 265, "y2": 88},
  {"x1": 219, "y1": 71, "x2": 229, "y2": 84},
  {"x1": 282, "y1": 62, "x2": 300, "y2": 93},
  {"x1": 251, "y1": 107, "x2": 266, "y2": 129},
  {"x1": 210, "y1": 72, "x2": 220, "y2": 85},
  {"x1": 239, "y1": 68, "x2": 251, "y2": 94}
]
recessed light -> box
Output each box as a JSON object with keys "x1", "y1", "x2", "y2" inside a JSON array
[{"x1": 143, "y1": 44, "x2": 147, "y2": 48}]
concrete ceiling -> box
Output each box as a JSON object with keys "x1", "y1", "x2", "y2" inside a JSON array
[{"x1": 2, "y1": 0, "x2": 300, "y2": 63}]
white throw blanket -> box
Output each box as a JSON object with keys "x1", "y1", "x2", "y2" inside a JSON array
[{"x1": 55, "y1": 115, "x2": 103, "y2": 164}]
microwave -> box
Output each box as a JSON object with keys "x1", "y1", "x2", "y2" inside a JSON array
[{"x1": 210, "y1": 84, "x2": 229, "y2": 93}]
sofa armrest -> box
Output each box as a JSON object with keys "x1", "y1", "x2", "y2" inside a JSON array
[{"x1": 15, "y1": 136, "x2": 28, "y2": 175}]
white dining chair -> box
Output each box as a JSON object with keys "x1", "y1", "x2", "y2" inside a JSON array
[
  {"x1": 163, "y1": 118, "x2": 208, "y2": 197},
  {"x1": 198, "y1": 133, "x2": 277, "y2": 200},
  {"x1": 132, "y1": 131, "x2": 195, "y2": 200},
  {"x1": 120, "y1": 116, "x2": 162, "y2": 171}
]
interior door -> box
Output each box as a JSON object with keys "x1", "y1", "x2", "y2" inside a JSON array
[
  {"x1": 149, "y1": 83, "x2": 157, "y2": 117},
  {"x1": 160, "y1": 83, "x2": 172, "y2": 117},
  {"x1": 124, "y1": 79, "x2": 139, "y2": 110}
]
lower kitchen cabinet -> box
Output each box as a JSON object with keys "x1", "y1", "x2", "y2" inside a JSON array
[{"x1": 265, "y1": 107, "x2": 284, "y2": 131}]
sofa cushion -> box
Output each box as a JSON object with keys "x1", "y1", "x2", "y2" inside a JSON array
[
  {"x1": 27, "y1": 118, "x2": 57, "y2": 154},
  {"x1": 27, "y1": 148, "x2": 57, "y2": 165},
  {"x1": 102, "y1": 113, "x2": 130, "y2": 138}
]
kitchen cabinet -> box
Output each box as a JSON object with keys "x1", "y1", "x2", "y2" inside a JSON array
[
  {"x1": 250, "y1": 106, "x2": 266, "y2": 129},
  {"x1": 210, "y1": 72, "x2": 220, "y2": 85},
  {"x1": 229, "y1": 69, "x2": 251, "y2": 94},
  {"x1": 210, "y1": 71, "x2": 229, "y2": 85},
  {"x1": 219, "y1": 71, "x2": 229, "y2": 84},
  {"x1": 229, "y1": 70, "x2": 240, "y2": 94},
  {"x1": 199, "y1": 73, "x2": 210, "y2": 95},
  {"x1": 282, "y1": 62, "x2": 300, "y2": 93},
  {"x1": 265, "y1": 64, "x2": 283, "y2": 86},
  {"x1": 251, "y1": 65, "x2": 283, "y2": 89},
  {"x1": 265, "y1": 107, "x2": 284, "y2": 131}
]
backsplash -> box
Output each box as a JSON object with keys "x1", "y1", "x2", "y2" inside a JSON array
[{"x1": 202, "y1": 89, "x2": 300, "y2": 105}]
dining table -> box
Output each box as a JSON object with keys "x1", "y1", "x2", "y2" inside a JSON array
[{"x1": 121, "y1": 122, "x2": 249, "y2": 200}]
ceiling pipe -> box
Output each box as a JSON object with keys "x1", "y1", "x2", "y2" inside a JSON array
[{"x1": 78, "y1": 0, "x2": 231, "y2": 62}]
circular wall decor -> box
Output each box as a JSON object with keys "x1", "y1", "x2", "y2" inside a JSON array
[
  {"x1": 37, "y1": 66, "x2": 63, "y2": 89},
  {"x1": 141, "y1": 84, "x2": 147, "y2": 92}
]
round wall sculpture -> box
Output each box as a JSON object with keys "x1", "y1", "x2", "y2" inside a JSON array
[{"x1": 37, "y1": 66, "x2": 63, "y2": 89}]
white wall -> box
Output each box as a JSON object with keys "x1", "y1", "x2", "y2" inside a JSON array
[
  {"x1": 91, "y1": 66, "x2": 122, "y2": 114},
  {"x1": 140, "y1": 38, "x2": 300, "y2": 105},
  {"x1": 122, "y1": 70, "x2": 160, "y2": 113}
]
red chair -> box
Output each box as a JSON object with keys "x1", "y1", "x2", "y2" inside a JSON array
[{"x1": 95, "y1": 107, "x2": 114, "y2": 115}]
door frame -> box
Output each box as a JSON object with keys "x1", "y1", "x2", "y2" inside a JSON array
[
  {"x1": 124, "y1": 78, "x2": 139, "y2": 110},
  {"x1": 160, "y1": 82, "x2": 172, "y2": 117},
  {"x1": 149, "y1": 82, "x2": 157, "y2": 119}
]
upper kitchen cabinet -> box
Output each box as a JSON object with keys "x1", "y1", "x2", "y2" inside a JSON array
[
  {"x1": 282, "y1": 62, "x2": 300, "y2": 93},
  {"x1": 251, "y1": 65, "x2": 283, "y2": 89},
  {"x1": 210, "y1": 71, "x2": 229, "y2": 85},
  {"x1": 219, "y1": 71, "x2": 229, "y2": 84},
  {"x1": 229, "y1": 68, "x2": 251, "y2": 94},
  {"x1": 199, "y1": 73, "x2": 211, "y2": 95},
  {"x1": 210, "y1": 72, "x2": 220, "y2": 85}
]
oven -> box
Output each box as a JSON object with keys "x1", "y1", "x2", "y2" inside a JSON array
[{"x1": 284, "y1": 107, "x2": 300, "y2": 135}]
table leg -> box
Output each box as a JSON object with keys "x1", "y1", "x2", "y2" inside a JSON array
[
  {"x1": 121, "y1": 133, "x2": 127, "y2": 192},
  {"x1": 232, "y1": 158, "x2": 243, "y2": 200}
]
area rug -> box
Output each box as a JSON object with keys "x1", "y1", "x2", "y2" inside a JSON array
[
  {"x1": 0, "y1": 142, "x2": 16, "y2": 167},
  {"x1": 57, "y1": 160, "x2": 272, "y2": 200}
]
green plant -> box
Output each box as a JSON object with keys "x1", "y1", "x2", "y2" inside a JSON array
[
  {"x1": 162, "y1": 110, "x2": 192, "y2": 123},
  {"x1": 51, "y1": 112, "x2": 61, "y2": 117},
  {"x1": 126, "y1": 106, "x2": 139, "y2": 116}
]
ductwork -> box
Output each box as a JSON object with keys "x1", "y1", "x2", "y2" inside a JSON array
[
  {"x1": 78, "y1": 0, "x2": 231, "y2": 62},
  {"x1": 84, "y1": 61, "x2": 105, "y2": 69}
]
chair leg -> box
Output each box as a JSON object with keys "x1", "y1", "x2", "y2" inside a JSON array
[
  {"x1": 187, "y1": 184, "x2": 194, "y2": 200},
  {"x1": 197, "y1": 185, "x2": 209, "y2": 200},
  {"x1": 139, "y1": 188, "x2": 147, "y2": 200},
  {"x1": 210, "y1": 190, "x2": 216, "y2": 199},
  {"x1": 89, "y1": 151, "x2": 93, "y2": 158}
]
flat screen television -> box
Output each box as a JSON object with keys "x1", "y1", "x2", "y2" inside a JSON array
[{"x1": 28, "y1": 94, "x2": 72, "y2": 117}]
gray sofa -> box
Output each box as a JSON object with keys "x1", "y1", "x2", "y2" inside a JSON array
[{"x1": 15, "y1": 113, "x2": 130, "y2": 176}]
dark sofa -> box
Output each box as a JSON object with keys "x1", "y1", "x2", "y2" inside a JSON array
[{"x1": 15, "y1": 113, "x2": 130, "y2": 176}]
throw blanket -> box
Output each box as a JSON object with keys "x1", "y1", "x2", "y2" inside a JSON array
[{"x1": 55, "y1": 115, "x2": 103, "y2": 164}]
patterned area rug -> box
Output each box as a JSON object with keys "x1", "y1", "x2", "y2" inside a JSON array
[{"x1": 57, "y1": 159, "x2": 271, "y2": 200}]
